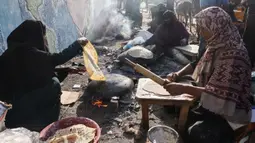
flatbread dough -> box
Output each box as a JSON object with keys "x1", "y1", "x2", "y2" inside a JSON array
[
  {"x1": 60, "y1": 91, "x2": 80, "y2": 105},
  {"x1": 48, "y1": 124, "x2": 96, "y2": 143},
  {"x1": 127, "y1": 46, "x2": 154, "y2": 59},
  {"x1": 142, "y1": 80, "x2": 170, "y2": 96}
]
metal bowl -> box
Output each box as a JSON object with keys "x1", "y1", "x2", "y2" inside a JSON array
[{"x1": 147, "y1": 125, "x2": 179, "y2": 143}]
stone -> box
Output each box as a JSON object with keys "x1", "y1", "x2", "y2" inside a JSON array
[
  {"x1": 112, "y1": 96, "x2": 120, "y2": 100},
  {"x1": 135, "y1": 104, "x2": 140, "y2": 110},
  {"x1": 118, "y1": 46, "x2": 155, "y2": 65},
  {"x1": 87, "y1": 74, "x2": 134, "y2": 99},
  {"x1": 94, "y1": 46, "x2": 109, "y2": 54},
  {"x1": 107, "y1": 130, "x2": 113, "y2": 135},
  {"x1": 124, "y1": 111, "x2": 131, "y2": 116},
  {"x1": 127, "y1": 116, "x2": 133, "y2": 121},
  {"x1": 107, "y1": 65, "x2": 114, "y2": 72},
  {"x1": 103, "y1": 46, "x2": 109, "y2": 50},
  {"x1": 72, "y1": 84, "x2": 81, "y2": 89},
  {"x1": 113, "y1": 117, "x2": 123, "y2": 123}
]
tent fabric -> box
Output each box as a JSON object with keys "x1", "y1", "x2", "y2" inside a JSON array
[{"x1": 200, "y1": 0, "x2": 229, "y2": 8}]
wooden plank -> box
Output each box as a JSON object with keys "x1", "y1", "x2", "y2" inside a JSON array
[
  {"x1": 138, "y1": 99, "x2": 193, "y2": 106},
  {"x1": 178, "y1": 105, "x2": 190, "y2": 133},
  {"x1": 141, "y1": 101, "x2": 149, "y2": 130},
  {"x1": 136, "y1": 78, "x2": 194, "y2": 103}
]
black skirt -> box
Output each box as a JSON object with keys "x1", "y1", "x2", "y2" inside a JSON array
[{"x1": 184, "y1": 106, "x2": 234, "y2": 143}]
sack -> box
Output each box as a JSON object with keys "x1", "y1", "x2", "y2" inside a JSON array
[{"x1": 0, "y1": 128, "x2": 42, "y2": 143}]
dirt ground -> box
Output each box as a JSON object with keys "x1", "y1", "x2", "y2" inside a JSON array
[{"x1": 58, "y1": 9, "x2": 198, "y2": 143}]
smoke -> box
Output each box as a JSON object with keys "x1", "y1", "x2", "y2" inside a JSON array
[{"x1": 86, "y1": 4, "x2": 132, "y2": 43}]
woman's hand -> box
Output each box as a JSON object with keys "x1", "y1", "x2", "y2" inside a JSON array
[
  {"x1": 77, "y1": 37, "x2": 89, "y2": 46},
  {"x1": 164, "y1": 82, "x2": 204, "y2": 98},
  {"x1": 167, "y1": 72, "x2": 179, "y2": 82},
  {"x1": 163, "y1": 82, "x2": 186, "y2": 95},
  {"x1": 163, "y1": 82, "x2": 196, "y2": 100}
]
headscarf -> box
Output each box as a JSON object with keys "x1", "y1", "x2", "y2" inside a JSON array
[
  {"x1": 6, "y1": 20, "x2": 49, "y2": 53},
  {"x1": 153, "y1": 10, "x2": 189, "y2": 48},
  {"x1": 0, "y1": 20, "x2": 51, "y2": 97},
  {"x1": 163, "y1": 10, "x2": 177, "y2": 24},
  {"x1": 193, "y1": 7, "x2": 251, "y2": 122}
]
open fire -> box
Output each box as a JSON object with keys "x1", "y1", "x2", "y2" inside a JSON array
[{"x1": 92, "y1": 100, "x2": 108, "y2": 108}]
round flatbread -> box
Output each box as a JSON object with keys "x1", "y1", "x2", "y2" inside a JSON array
[
  {"x1": 48, "y1": 124, "x2": 96, "y2": 143},
  {"x1": 142, "y1": 80, "x2": 169, "y2": 96},
  {"x1": 127, "y1": 46, "x2": 153, "y2": 59},
  {"x1": 60, "y1": 91, "x2": 80, "y2": 105}
]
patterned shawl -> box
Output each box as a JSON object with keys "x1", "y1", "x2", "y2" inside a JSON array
[{"x1": 193, "y1": 7, "x2": 251, "y2": 123}]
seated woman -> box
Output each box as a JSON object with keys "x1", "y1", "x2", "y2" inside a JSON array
[
  {"x1": 0, "y1": 20, "x2": 88, "y2": 131},
  {"x1": 144, "y1": 10, "x2": 190, "y2": 65},
  {"x1": 125, "y1": 0, "x2": 142, "y2": 27},
  {"x1": 165, "y1": 7, "x2": 252, "y2": 142},
  {"x1": 148, "y1": 3, "x2": 167, "y2": 33}
]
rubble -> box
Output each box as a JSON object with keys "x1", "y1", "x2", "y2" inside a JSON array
[
  {"x1": 113, "y1": 117, "x2": 123, "y2": 123},
  {"x1": 123, "y1": 123, "x2": 143, "y2": 140},
  {"x1": 72, "y1": 84, "x2": 81, "y2": 89},
  {"x1": 107, "y1": 130, "x2": 113, "y2": 135}
]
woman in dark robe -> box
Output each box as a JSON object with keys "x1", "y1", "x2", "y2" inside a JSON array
[
  {"x1": 145, "y1": 10, "x2": 189, "y2": 49},
  {"x1": 0, "y1": 20, "x2": 88, "y2": 130},
  {"x1": 144, "y1": 10, "x2": 190, "y2": 64},
  {"x1": 125, "y1": 0, "x2": 142, "y2": 27}
]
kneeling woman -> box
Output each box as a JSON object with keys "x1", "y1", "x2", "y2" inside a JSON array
[
  {"x1": 164, "y1": 7, "x2": 252, "y2": 143},
  {"x1": 0, "y1": 20, "x2": 88, "y2": 130}
]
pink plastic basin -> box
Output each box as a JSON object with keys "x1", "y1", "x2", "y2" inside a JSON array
[{"x1": 39, "y1": 117, "x2": 101, "y2": 143}]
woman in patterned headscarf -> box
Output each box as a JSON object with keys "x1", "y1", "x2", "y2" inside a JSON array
[{"x1": 164, "y1": 7, "x2": 252, "y2": 142}]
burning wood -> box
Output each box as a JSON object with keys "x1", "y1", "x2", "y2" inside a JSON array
[{"x1": 92, "y1": 100, "x2": 108, "y2": 108}]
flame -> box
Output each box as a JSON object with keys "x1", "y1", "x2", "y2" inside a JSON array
[{"x1": 92, "y1": 100, "x2": 108, "y2": 108}]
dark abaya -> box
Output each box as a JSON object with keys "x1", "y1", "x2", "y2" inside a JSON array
[
  {"x1": 144, "y1": 11, "x2": 189, "y2": 55},
  {"x1": 0, "y1": 20, "x2": 82, "y2": 131}
]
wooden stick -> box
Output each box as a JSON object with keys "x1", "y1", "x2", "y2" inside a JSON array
[{"x1": 125, "y1": 58, "x2": 166, "y2": 85}]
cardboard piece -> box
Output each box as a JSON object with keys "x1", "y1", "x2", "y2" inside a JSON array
[{"x1": 60, "y1": 91, "x2": 80, "y2": 105}]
